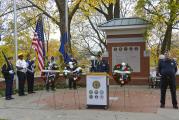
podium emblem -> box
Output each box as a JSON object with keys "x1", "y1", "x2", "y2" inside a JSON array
[
  {"x1": 94, "y1": 90, "x2": 98, "y2": 94},
  {"x1": 92, "y1": 81, "x2": 100, "y2": 89},
  {"x1": 89, "y1": 90, "x2": 93, "y2": 94},
  {"x1": 89, "y1": 95, "x2": 93, "y2": 99}
]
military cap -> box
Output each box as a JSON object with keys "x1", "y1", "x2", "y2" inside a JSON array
[{"x1": 18, "y1": 53, "x2": 23, "y2": 57}]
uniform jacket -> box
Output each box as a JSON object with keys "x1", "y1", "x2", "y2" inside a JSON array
[
  {"x1": 1, "y1": 63, "x2": 14, "y2": 80},
  {"x1": 158, "y1": 58, "x2": 178, "y2": 76},
  {"x1": 96, "y1": 60, "x2": 109, "y2": 72},
  {"x1": 90, "y1": 60, "x2": 97, "y2": 72},
  {"x1": 26, "y1": 59, "x2": 35, "y2": 75},
  {"x1": 16, "y1": 59, "x2": 27, "y2": 73}
]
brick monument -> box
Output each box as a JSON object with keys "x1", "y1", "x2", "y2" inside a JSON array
[{"x1": 99, "y1": 17, "x2": 150, "y2": 85}]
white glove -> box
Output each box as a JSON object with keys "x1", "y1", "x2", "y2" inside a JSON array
[
  {"x1": 23, "y1": 66, "x2": 26, "y2": 69},
  {"x1": 74, "y1": 77, "x2": 77, "y2": 81},
  {"x1": 9, "y1": 70, "x2": 14, "y2": 74},
  {"x1": 33, "y1": 57, "x2": 36, "y2": 61}
]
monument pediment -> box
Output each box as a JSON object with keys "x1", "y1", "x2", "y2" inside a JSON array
[{"x1": 98, "y1": 17, "x2": 148, "y2": 31}]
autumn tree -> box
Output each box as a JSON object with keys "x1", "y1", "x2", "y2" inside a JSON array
[
  {"x1": 73, "y1": 0, "x2": 136, "y2": 55},
  {"x1": 135, "y1": 0, "x2": 179, "y2": 54}
]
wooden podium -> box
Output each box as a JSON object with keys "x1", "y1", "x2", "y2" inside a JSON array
[{"x1": 86, "y1": 72, "x2": 109, "y2": 109}]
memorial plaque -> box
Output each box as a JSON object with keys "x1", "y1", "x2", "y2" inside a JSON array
[{"x1": 112, "y1": 46, "x2": 140, "y2": 72}]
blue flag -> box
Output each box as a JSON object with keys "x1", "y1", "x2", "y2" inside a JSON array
[{"x1": 59, "y1": 32, "x2": 71, "y2": 63}]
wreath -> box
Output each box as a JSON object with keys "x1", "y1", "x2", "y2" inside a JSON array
[
  {"x1": 113, "y1": 62, "x2": 133, "y2": 86},
  {"x1": 63, "y1": 61, "x2": 82, "y2": 81}
]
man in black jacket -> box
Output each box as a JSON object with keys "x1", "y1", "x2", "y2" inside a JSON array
[
  {"x1": 1, "y1": 56, "x2": 15, "y2": 100},
  {"x1": 158, "y1": 50, "x2": 178, "y2": 109},
  {"x1": 96, "y1": 52, "x2": 109, "y2": 73},
  {"x1": 26, "y1": 54, "x2": 36, "y2": 94}
]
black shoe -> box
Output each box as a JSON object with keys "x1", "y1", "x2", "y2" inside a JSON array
[
  {"x1": 160, "y1": 104, "x2": 165, "y2": 108},
  {"x1": 28, "y1": 91, "x2": 36, "y2": 94},
  {"x1": 173, "y1": 105, "x2": 178, "y2": 109},
  {"x1": 10, "y1": 97, "x2": 14, "y2": 99},
  {"x1": 19, "y1": 94, "x2": 27, "y2": 96},
  {"x1": 5, "y1": 97, "x2": 11, "y2": 100}
]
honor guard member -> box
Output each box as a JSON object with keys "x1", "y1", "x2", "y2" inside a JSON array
[
  {"x1": 66, "y1": 56, "x2": 78, "y2": 89},
  {"x1": 1, "y1": 56, "x2": 15, "y2": 100},
  {"x1": 158, "y1": 50, "x2": 178, "y2": 109},
  {"x1": 26, "y1": 54, "x2": 36, "y2": 94},
  {"x1": 16, "y1": 53, "x2": 27, "y2": 96},
  {"x1": 46, "y1": 56, "x2": 58, "y2": 91},
  {"x1": 70, "y1": 57, "x2": 78, "y2": 65},
  {"x1": 96, "y1": 52, "x2": 109, "y2": 72},
  {"x1": 90, "y1": 56, "x2": 97, "y2": 72}
]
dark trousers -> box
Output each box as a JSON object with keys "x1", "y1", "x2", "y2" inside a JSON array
[
  {"x1": 17, "y1": 71, "x2": 26, "y2": 95},
  {"x1": 160, "y1": 75, "x2": 177, "y2": 105},
  {"x1": 5, "y1": 75, "x2": 14, "y2": 98},
  {"x1": 46, "y1": 75, "x2": 55, "y2": 91},
  {"x1": 69, "y1": 77, "x2": 76, "y2": 89},
  {"x1": 26, "y1": 73, "x2": 34, "y2": 93}
]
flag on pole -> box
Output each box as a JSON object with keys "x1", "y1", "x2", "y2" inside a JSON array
[
  {"x1": 35, "y1": 16, "x2": 45, "y2": 57},
  {"x1": 32, "y1": 16, "x2": 45, "y2": 71},
  {"x1": 59, "y1": 0, "x2": 71, "y2": 63},
  {"x1": 59, "y1": 32, "x2": 70, "y2": 63}
]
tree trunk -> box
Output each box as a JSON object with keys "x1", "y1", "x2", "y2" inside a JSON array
[
  {"x1": 106, "y1": 3, "x2": 114, "y2": 21},
  {"x1": 55, "y1": 0, "x2": 65, "y2": 34},
  {"x1": 55, "y1": 0, "x2": 72, "y2": 54},
  {"x1": 114, "y1": 0, "x2": 120, "y2": 18},
  {"x1": 160, "y1": 0, "x2": 176, "y2": 54},
  {"x1": 161, "y1": 24, "x2": 173, "y2": 54}
]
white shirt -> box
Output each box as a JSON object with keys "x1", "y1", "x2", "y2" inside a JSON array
[{"x1": 16, "y1": 59, "x2": 27, "y2": 73}]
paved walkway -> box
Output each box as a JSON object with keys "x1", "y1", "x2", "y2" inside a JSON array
[{"x1": 0, "y1": 85, "x2": 179, "y2": 120}]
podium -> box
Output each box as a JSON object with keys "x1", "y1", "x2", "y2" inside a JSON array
[{"x1": 86, "y1": 72, "x2": 109, "y2": 109}]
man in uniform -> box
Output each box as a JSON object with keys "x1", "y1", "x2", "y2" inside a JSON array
[
  {"x1": 16, "y1": 53, "x2": 27, "y2": 96},
  {"x1": 96, "y1": 52, "x2": 109, "y2": 73},
  {"x1": 46, "y1": 56, "x2": 58, "y2": 91},
  {"x1": 65, "y1": 56, "x2": 77, "y2": 90},
  {"x1": 158, "y1": 50, "x2": 178, "y2": 109},
  {"x1": 26, "y1": 54, "x2": 36, "y2": 94},
  {"x1": 1, "y1": 56, "x2": 15, "y2": 100},
  {"x1": 90, "y1": 56, "x2": 97, "y2": 72}
]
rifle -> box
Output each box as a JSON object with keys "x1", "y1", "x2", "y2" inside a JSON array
[{"x1": 2, "y1": 51, "x2": 12, "y2": 70}]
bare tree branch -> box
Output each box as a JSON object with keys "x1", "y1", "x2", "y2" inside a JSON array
[
  {"x1": 87, "y1": 16, "x2": 106, "y2": 49},
  {"x1": 0, "y1": 5, "x2": 34, "y2": 17},
  {"x1": 26, "y1": 0, "x2": 60, "y2": 26},
  {"x1": 69, "y1": 0, "x2": 82, "y2": 24}
]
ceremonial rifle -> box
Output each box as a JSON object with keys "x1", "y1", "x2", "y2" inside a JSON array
[{"x1": 2, "y1": 51, "x2": 12, "y2": 70}]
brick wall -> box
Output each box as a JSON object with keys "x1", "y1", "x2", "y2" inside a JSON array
[
  {"x1": 107, "y1": 42, "x2": 150, "y2": 85},
  {"x1": 1, "y1": 75, "x2": 179, "y2": 90}
]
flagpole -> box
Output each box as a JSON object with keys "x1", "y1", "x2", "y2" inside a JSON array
[
  {"x1": 65, "y1": 0, "x2": 68, "y2": 42},
  {"x1": 13, "y1": 0, "x2": 18, "y2": 89}
]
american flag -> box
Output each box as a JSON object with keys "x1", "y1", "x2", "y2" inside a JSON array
[{"x1": 32, "y1": 17, "x2": 45, "y2": 71}]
